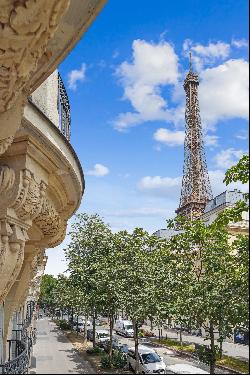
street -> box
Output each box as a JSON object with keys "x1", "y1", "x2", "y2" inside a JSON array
[
  {"x1": 141, "y1": 322, "x2": 249, "y2": 361},
  {"x1": 32, "y1": 317, "x2": 232, "y2": 374},
  {"x1": 111, "y1": 331, "x2": 228, "y2": 374}
]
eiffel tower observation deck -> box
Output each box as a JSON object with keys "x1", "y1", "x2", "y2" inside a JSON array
[{"x1": 176, "y1": 54, "x2": 213, "y2": 220}]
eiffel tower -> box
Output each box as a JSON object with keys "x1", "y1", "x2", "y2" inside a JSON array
[{"x1": 176, "y1": 54, "x2": 213, "y2": 220}]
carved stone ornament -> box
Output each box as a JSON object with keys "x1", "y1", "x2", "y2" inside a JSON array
[
  {"x1": 0, "y1": 0, "x2": 70, "y2": 113},
  {"x1": 0, "y1": 136, "x2": 14, "y2": 155},
  {"x1": 0, "y1": 165, "x2": 15, "y2": 194},
  {"x1": 0, "y1": 220, "x2": 28, "y2": 304},
  {"x1": 12, "y1": 169, "x2": 47, "y2": 220}
]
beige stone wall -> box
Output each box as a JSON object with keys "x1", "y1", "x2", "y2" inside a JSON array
[{"x1": 31, "y1": 71, "x2": 60, "y2": 128}]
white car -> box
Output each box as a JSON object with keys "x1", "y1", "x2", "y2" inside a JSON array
[
  {"x1": 166, "y1": 364, "x2": 209, "y2": 374},
  {"x1": 127, "y1": 345, "x2": 166, "y2": 374},
  {"x1": 96, "y1": 329, "x2": 110, "y2": 347}
]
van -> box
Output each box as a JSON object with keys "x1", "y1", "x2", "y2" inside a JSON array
[
  {"x1": 127, "y1": 345, "x2": 166, "y2": 374},
  {"x1": 115, "y1": 320, "x2": 134, "y2": 337}
]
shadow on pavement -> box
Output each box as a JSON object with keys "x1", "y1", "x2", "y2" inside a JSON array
[{"x1": 58, "y1": 348, "x2": 95, "y2": 374}]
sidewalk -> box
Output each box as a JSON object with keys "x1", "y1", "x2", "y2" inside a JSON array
[
  {"x1": 142, "y1": 323, "x2": 249, "y2": 361},
  {"x1": 31, "y1": 318, "x2": 95, "y2": 374}
]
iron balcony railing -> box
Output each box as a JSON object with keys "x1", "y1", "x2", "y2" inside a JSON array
[
  {"x1": 29, "y1": 72, "x2": 71, "y2": 141},
  {"x1": 0, "y1": 301, "x2": 37, "y2": 374},
  {"x1": 58, "y1": 72, "x2": 71, "y2": 141}
]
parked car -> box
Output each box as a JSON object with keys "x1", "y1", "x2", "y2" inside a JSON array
[
  {"x1": 115, "y1": 319, "x2": 134, "y2": 337},
  {"x1": 127, "y1": 345, "x2": 166, "y2": 374},
  {"x1": 73, "y1": 320, "x2": 84, "y2": 333},
  {"x1": 87, "y1": 329, "x2": 94, "y2": 341},
  {"x1": 86, "y1": 329, "x2": 110, "y2": 347},
  {"x1": 96, "y1": 329, "x2": 110, "y2": 347},
  {"x1": 166, "y1": 364, "x2": 209, "y2": 374},
  {"x1": 103, "y1": 339, "x2": 129, "y2": 356}
]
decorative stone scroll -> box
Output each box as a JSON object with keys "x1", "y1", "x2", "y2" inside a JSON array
[{"x1": 0, "y1": 0, "x2": 70, "y2": 113}]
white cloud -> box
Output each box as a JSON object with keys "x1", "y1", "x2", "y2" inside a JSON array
[
  {"x1": 199, "y1": 59, "x2": 249, "y2": 128},
  {"x1": 137, "y1": 168, "x2": 248, "y2": 203},
  {"x1": 138, "y1": 175, "x2": 182, "y2": 197},
  {"x1": 236, "y1": 130, "x2": 249, "y2": 140},
  {"x1": 113, "y1": 39, "x2": 249, "y2": 134},
  {"x1": 114, "y1": 39, "x2": 179, "y2": 130},
  {"x1": 153, "y1": 128, "x2": 185, "y2": 146},
  {"x1": 204, "y1": 134, "x2": 219, "y2": 147},
  {"x1": 183, "y1": 40, "x2": 231, "y2": 71},
  {"x1": 214, "y1": 148, "x2": 244, "y2": 169},
  {"x1": 87, "y1": 163, "x2": 109, "y2": 177},
  {"x1": 232, "y1": 38, "x2": 249, "y2": 49},
  {"x1": 209, "y1": 169, "x2": 249, "y2": 196},
  {"x1": 67, "y1": 63, "x2": 86, "y2": 90}
]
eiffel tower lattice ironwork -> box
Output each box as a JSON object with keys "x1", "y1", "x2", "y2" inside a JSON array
[{"x1": 176, "y1": 54, "x2": 213, "y2": 220}]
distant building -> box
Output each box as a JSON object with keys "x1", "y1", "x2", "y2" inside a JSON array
[
  {"x1": 202, "y1": 189, "x2": 249, "y2": 236},
  {"x1": 153, "y1": 228, "x2": 179, "y2": 239}
]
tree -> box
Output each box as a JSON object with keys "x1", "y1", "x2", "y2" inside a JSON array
[
  {"x1": 168, "y1": 215, "x2": 248, "y2": 374},
  {"x1": 116, "y1": 228, "x2": 160, "y2": 374},
  {"x1": 65, "y1": 213, "x2": 112, "y2": 347},
  {"x1": 39, "y1": 274, "x2": 58, "y2": 314},
  {"x1": 165, "y1": 154, "x2": 249, "y2": 373}
]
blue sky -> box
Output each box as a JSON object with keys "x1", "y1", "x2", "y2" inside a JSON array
[{"x1": 46, "y1": 0, "x2": 249, "y2": 275}]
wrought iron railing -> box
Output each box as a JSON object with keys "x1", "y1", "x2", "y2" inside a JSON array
[
  {"x1": 58, "y1": 73, "x2": 71, "y2": 141},
  {"x1": 26, "y1": 300, "x2": 35, "y2": 325},
  {"x1": 0, "y1": 328, "x2": 31, "y2": 374}
]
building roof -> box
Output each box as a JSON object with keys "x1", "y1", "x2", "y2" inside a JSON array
[{"x1": 204, "y1": 189, "x2": 247, "y2": 214}]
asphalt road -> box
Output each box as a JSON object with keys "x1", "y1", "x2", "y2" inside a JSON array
[
  {"x1": 111, "y1": 331, "x2": 228, "y2": 374},
  {"x1": 31, "y1": 318, "x2": 95, "y2": 374},
  {"x1": 31, "y1": 317, "x2": 235, "y2": 374}
]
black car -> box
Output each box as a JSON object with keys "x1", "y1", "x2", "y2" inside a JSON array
[
  {"x1": 87, "y1": 329, "x2": 94, "y2": 341},
  {"x1": 103, "y1": 339, "x2": 129, "y2": 355}
]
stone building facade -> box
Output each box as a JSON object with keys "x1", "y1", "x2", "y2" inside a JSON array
[{"x1": 0, "y1": 0, "x2": 107, "y2": 372}]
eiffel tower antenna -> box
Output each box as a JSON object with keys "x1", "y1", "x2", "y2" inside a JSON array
[
  {"x1": 189, "y1": 51, "x2": 192, "y2": 71},
  {"x1": 176, "y1": 59, "x2": 213, "y2": 220}
]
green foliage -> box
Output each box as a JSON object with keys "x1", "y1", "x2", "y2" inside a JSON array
[
  {"x1": 224, "y1": 154, "x2": 249, "y2": 186},
  {"x1": 158, "y1": 338, "x2": 195, "y2": 353},
  {"x1": 197, "y1": 345, "x2": 220, "y2": 365},
  {"x1": 217, "y1": 355, "x2": 249, "y2": 374},
  {"x1": 100, "y1": 353, "x2": 112, "y2": 368},
  {"x1": 86, "y1": 346, "x2": 103, "y2": 355},
  {"x1": 39, "y1": 274, "x2": 58, "y2": 310},
  {"x1": 58, "y1": 320, "x2": 71, "y2": 330},
  {"x1": 112, "y1": 350, "x2": 127, "y2": 368},
  {"x1": 100, "y1": 351, "x2": 127, "y2": 369}
]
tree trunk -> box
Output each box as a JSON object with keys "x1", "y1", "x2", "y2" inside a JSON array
[
  {"x1": 76, "y1": 314, "x2": 79, "y2": 336},
  {"x1": 180, "y1": 324, "x2": 183, "y2": 348},
  {"x1": 71, "y1": 307, "x2": 74, "y2": 330},
  {"x1": 133, "y1": 320, "x2": 139, "y2": 374},
  {"x1": 108, "y1": 313, "x2": 114, "y2": 362},
  {"x1": 219, "y1": 339, "x2": 223, "y2": 359},
  {"x1": 150, "y1": 316, "x2": 153, "y2": 331},
  {"x1": 92, "y1": 310, "x2": 97, "y2": 348},
  {"x1": 83, "y1": 313, "x2": 88, "y2": 343},
  {"x1": 209, "y1": 322, "x2": 216, "y2": 374},
  {"x1": 218, "y1": 319, "x2": 223, "y2": 359}
]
